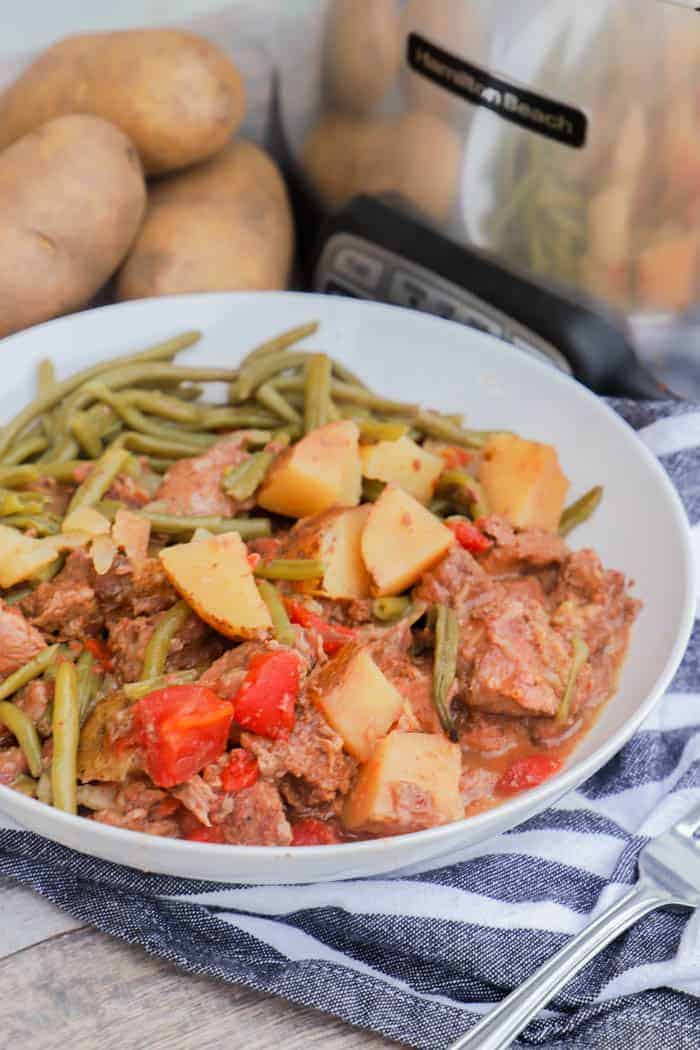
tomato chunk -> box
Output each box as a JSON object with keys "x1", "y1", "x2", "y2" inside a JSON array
[
  {"x1": 496, "y1": 754, "x2": 563, "y2": 795},
  {"x1": 85, "y1": 637, "x2": 114, "y2": 672},
  {"x1": 439, "y1": 446, "x2": 473, "y2": 470},
  {"x1": 285, "y1": 600, "x2": 355, "y2": 655},
  {"x1": 133, "y1": 684, "x2": 234, "y2": 788},
  {"x1": 448, "y1": 519, "x2": 492, "y2": 555},
  {"x1": 221, "y1": 748, "x2": 259, "y2": 793},
  {"x1": 185, "y1": 825, "x2": 226, "y2": 844},
  {"x1": 291, "y1": 818, "x2": 342, "y2": 846},
  {"x1": 232, "y1": 650, "x2": 301, "y2": 739}
]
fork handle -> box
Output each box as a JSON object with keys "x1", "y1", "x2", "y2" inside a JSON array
[{"x1": 449, "y1": 882, "x2": 667, "y2": 1050}]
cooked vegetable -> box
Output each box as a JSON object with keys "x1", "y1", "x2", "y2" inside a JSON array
[
  {"x1": 52, "y1": 661, "x2": 80, "y2": 813},
  {"x1": 230, "y1": 650, "x2": 301, "y2": 739},
  {"x1": 0, "y1": 645, "x2": 59, "y2": 702},
  {"x1": 304, "y1": 354, "x2": 333, "y2": 433},
  {"x1": 447, "y1": 519, "x2": 492, "y2": 555},
  {"x1": 556, "y1": 636, "x2": 590, "y2": 724},
  {"x1": 343, "y1": 732, "x2": 463, "y2": 834},
  {"x1": 291, "y1": 818, "x2": 342, "y2": 846},
  {"x1": 132, "y1": 685, "x2": 234, "y2": 788},
  {"x1": 258, "y1": 420, "x2": 362, "y2": 519},
  {"x1": 495, "y1": 754, "x2": 563, "y2": 795},
  {"x1": 372, "y1": 596, "x2": 411, "y2": 622},
  {"x1": 123, "y1": 670, "x2": 199, "y2": 702},
  {"x1": 437, "y1": 470, "x2": 489, "y2": 519},
  {"x1": 221, "y1": 452, "x2": 275, "y2": 502},
  {"x1": 76, "y1": 650, "x2": 101, "y2": 724},
  {"x1": 309, "y1": 645, "x2": 404, "y2": 761},
  {"x1": 256, "y1": 580, "x2": 296, "y2": 646},
  {"x1": 141, "y1": 601, "x2": 189, "y2": 679},
  {"x1": 78, "y1": 692, "x2": 137, "y2": 783},
  {"x1": 559, "y1": 486, "x2": 603, "y2": 537},
  {"x1": 254, "y1": 559, "x2": 325, "y2": 582},
  {"x1": 139, "y1": 512, "x2": 270, "y2": 540},
  {"x1": 235, "y1": 351, "x2": 314, "y2": 404},
  {"x1": 280, "y1": 505, "x2": 371, "y2": 600},
  {"x1": 0, "y1": 29, "x2": 245, "y2": 174},
  {"x1": 0, "y1": 525, "x2": 89, "y2": 588},
  {"x1": 431, "y1": 605, "x2": 459, "y2": 740},
  {"x1": 285, "y1": 599, "x2": 356, "y2": 655},
  {"x1": 61, "y1": 506, "x2": 111, "y2": 536},
  {"x1": 360, "y1": 435, "x2": 444, "y2": 504},
  {"x1": 67, "y1": 445, "x2": 130, "y2": 513},
  {"x1": 2, "y1": 433, "x2": 48, "y2": 465},
  {"x1": 159, "y1": 532, "x2": 272, "y2": 640},
  {"x1": 479, "y1": 433, "x2": 569, "y2": 532},
  {"x1": 240, "y1": 322, "x2": 319, "y2": 368},
  {"x1": 0, "y1": 701, "x2": 42, "y2": 777},
  {"x1": 116, "y1": 140, "x2": 293, "y2": 299},
  {"x1": 256, "y1": 384, "x2": 301, "y2": 425},
  {"x1": 221, "y1": 749, "x2": 259, "y2": 793},
  {"x1": 361, "y1": 484, "x2": 454, "y2": 596}
]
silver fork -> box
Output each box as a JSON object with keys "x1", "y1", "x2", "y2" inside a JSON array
[{"x1": 449, "y1": 799, "x2": 700, "y2": 1050}]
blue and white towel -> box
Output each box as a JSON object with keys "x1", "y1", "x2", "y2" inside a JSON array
[{"x1": 0, "y1": 398, "x2": 698, "y2": 1050}]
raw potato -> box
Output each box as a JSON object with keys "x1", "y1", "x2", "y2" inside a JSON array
[
  {"x1": 116, "y1": 140, "x2": 294, "y2": 300},
  {"x1": 159, "y1": 532, "x2": 272, "y2": 640},
  {"x1": 0, "y1": 30, "x2": 245, "y2": 174},
  {"x1": 301, "y1": 110, "x2": 460, "y2": 223},
  {"x1": 0, "y1": 524, "x2": 90, "y2": 588},
  {"x1": 0, "y1": 115, "x2": 146, "y2": 338},
  {"x1": 78, "y1": 693, "x2": 138, "y2": 783},
  {"x1": 258, "y1": 421, "x2": 362, "y2": 519},
  {"x1": 361, "y1": 483, "x2": 453, "y2": 596},
  {"x1": 343, "y1": 731, "x2": 463, "y2": 834},
  {"x1": 310, "y1": 645, "x2": 404, "y2": 761},
  {"x1": 361, "y1": 435, "x2": 444, "y2": 504},
  {"x1": 280, "y1": 505, "x2": 371, "y2": 599},
  {"x1": 325, "y1": 0, "x2": 402, "y2": 114},
  {"x1": 479, "y1": 434, "x2": 569, "y2": 533}
]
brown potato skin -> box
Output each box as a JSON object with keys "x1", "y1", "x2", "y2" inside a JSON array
[
  {"x1": 0, "y1": 30, "x2": 245, "y2": 174},
  {"x1": 0, "y1": 114, "x2": 146, "y2": 339},
  {"x1": 115, "y1": 139, "x2": 294, "y2": 300}
]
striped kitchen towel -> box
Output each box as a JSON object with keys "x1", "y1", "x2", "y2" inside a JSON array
[{"x1": 0, "y1": 398, "x2": 698, "y2": 1050}]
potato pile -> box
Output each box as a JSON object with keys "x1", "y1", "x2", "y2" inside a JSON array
[{"x1": 0, "y1": 29, "x2": 294, "y2": 339}]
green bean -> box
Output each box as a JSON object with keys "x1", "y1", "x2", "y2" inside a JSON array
[
  {"x1": 83, "y1": 381, "x2": 213, "y2": 447},
  {"x1": 69, "y1": 410, "x2": 103, "y2": 459},
  {"x1": 255, "y1": 559, "x2": 325, "y2": 582},
  {"x1": 221, "y1": 452, "x2": 274, "y2": 502},
  {"x1": 559, "y1": 485, "x2": 603, "y2": 537},
  {"x1": 0, "y1": 514, "x2": 61, "y2": 536},
  {"x1": 43, "y1": 645, "x2": 77, "y2": 680},
  {"x1": 123, "y1": 669, "x2": 199, "y2": 701},
  {"x1": 124, "y1": 389, "x2": 201, "y2": 424},
  {"x1": 428, "y1": 498, "x2": 452, "y2": 518},
  {"x1": 138, "y1": 512, "x2": 271, "y2": 539},
  {"x1": 234, "y1": 351, "x2": 313, "y2": 402},
  {"x1": 67, "y1": 444, "x2": 130, "y2": 513},
  {"x1": 362, "y1": 477, "x2": 386, "y2": 502},
  {"x1": 11, "y1": 774, "x2": 38, "y2": 798},
  {"x1": 404, "y1": 599, "x2": 429, "y2": 627},
  {"x1": 256, "y1": 382, "x2": 301, "y2": 424},
  {"x1": 76, "y1": 650, "x2": 101, "y2": 725},
  {"x1": 40, "y1": 461, "x2": 93, "y2": 483},
  {"x1": 171, "y1": 383, "x2": 204, "y2": 402},
  {"x1": 331, "y1": 360, "x2": 371, "y2": 391},
  {"x1": 358, "y1": 420, "x2": 409, "y2": 443},
  {"x1": 31, "y1": 555, "x2": 65, "y2": 584},
  {"x1": 437, "y1": 470, "x2": 489, "y2": 519},
  {"x1": 431, "y1": 604, "x2": 459, "y2": 740},
  {"x1": 0, "y1": 331, "x2": 201, "y2": 458},
  {"x1": 257, "y1": 579, "x2": 295, "y2": 645},
  {"x1": 37, "y1": 359, "x2": 55, "y2": 397},
  {"x1": 118, "y1": 431, "x2": 214, "y2": 459},
  {"x1": 37, "y1": 771, "x2": 52, "y2": 805},
  {"x1": 50, "y1": 434, "x2": 81, "y2": 463},
  {"x1": 239, "y1": 322, "x2": 319, "y2": 368},
  {"x1": 304, "y1": 354, "x2": 332, "y2": 433},
  {"x1": 146, "y1": 458, "x2": 176, "y2": 474},
  {"x1": 0, "y1": 645, "x2": 60, "y2": 701},
  {"x1": 0, "y1": 490, "x2": 44, "y2": 516},
  {"x1": 2, "y1": 433, "x2": 48, "y2": 465},
  {"x1": 274, "y1": 375, "x2": 415, "y2": 416},
  {"x1": 556, "y1": 636, "x2": 589, "y2": 723},
  {"x1": 0, "y1": 465, "x2": 39, "y2": 487},
  {"x1": 414, "y1": 411, "x2": 487, "y2": 448},
  {"x1": 3, "y1": 586, "x2": 32, "y2": 606},
  {"x1": 195, "y1": 406, "x2": 280, "y2": 430},
  {"x1": 51, "y1": 661, "x2": 80, "y2": 814},
  {"x1": 94, "y1": 499, "x2": 124, "y2": 521},
  {"x1": 0, "y1": 700, "x2": 42, "y2": 777},
  {"x1": 141, "y1": 601, "x2": 189, "y2": 679},
  {"x1": 372, "y1": 597, "x2": 411, "y2": 622}
]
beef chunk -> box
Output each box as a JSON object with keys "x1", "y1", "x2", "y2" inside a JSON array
[
  {"x1": 0, "y1": 599, "x2": 46, "y2": 676},
  {"x1": 93, "y1": 554, "x2": 176, "y2": 620},
  {"x1": 219, "y1": 781, "x2": 292, "y2": 846},
  {"x1": 478, "y1": 515, "x2": 568, "y2": 576},
  {"x1": 155, "y1": 433, "x2": 250, "y2": 516},
  {"x1": 108, "y1": 609, "x2": 227, "y2": 683},
  {"x1": 20, "y1": 550, "x2": 101, "y2": 639}
]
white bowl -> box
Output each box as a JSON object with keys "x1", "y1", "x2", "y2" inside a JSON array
[{"x1": 0, "y1": 292, "x2": 693, "y2": 883}]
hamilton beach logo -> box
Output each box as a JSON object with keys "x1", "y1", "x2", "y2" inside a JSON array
[{"x1": 407, "y1": 33, "x2": 587, "y2": 149}]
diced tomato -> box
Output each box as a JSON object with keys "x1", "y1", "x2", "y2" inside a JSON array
[
  {"x1": 185, "y1": 825, "x2": 226, "y2": 844},
  {"x1": 133, "y1": 684, "x2": 234, "y2": 788},
  {"x1": 440, "y1": 446, "x2": 473, "y2": 470},
  {"x1": 291, "y1": 818, "x2": 342, "y2": 846},
  {"x1": 247, "y1": 551, "x2": 261, "y2": 570},
  {"x1": 85, "y1": 637, "x2": 115, "y2": 673},
  {"x1": 232, "y1": 650, "x2": 301, "y2": 739},
  {"x1": 448, "y1": 519, "x2": 493, "y2": 555},
  {"x1": 496, "y1": 754, "x2": 563, "y2": 795},
  {"x1": 221, "y1": 748, "x2": 259, "y2": 793},
  {"x1": 285, "y1": 599, "x2": 355, "y2": 655}
]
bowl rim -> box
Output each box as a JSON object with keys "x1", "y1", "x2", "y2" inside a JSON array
[{"x1": 0, "y1": 291, "x2": 694, "y2": 870}]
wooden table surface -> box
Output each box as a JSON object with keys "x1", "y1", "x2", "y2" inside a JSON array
[{"x1": 0, "y1": 878, "x2": 399, "y2": 1049}]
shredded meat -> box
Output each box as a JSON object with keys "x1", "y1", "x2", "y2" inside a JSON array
[
  {"x1": 0, "y1": 747, "x2": 28, "y2": 785},
  {"x1": 458, "y1": 710, "x2": 527, "y2": 755},
  {"x1": 91, "y1": 777, "x2": 181, "y2": 837},
  {"x1": 413, "y1": 543, "x2": 486, "y2": 609},
  {"x1": 478, "y1": 515, "x2": 568, "y2": 576},
  {"x1": 171, "y1": 774, "x2": 220, "y2": 827},
  {"x1": 0, "y1": 599, "x2": 46, "y2": 677},
  {"x1": 20, "y1": 550, "x2": 101, "y2": 640},
  {"x1": 460, "y1": 767, "x2": 500, "y2": 809},
  {"x1": 94, "y1": 554, "x2": 176, "y2": 621},
  {"x1": 108, "y1": 609, "x2": 227, "y2": 683},
  {"x1": 198, "y1": 642, "x2": 268, "y2": 698},
  {"x1": 218, "y1": 781, "x2": 292, "y2": 846},
  {"x1": 155, "y1": 433, "x2": 251, "y2": 516}
]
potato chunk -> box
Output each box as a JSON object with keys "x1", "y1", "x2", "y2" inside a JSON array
[
  {"x1": 360, "y1": 435, "x2": 444, "y2": 504},
  {"x1": 281, "y1": 505, "x2": 371, "y2": 599},
  {"x1": 159, "y1": 531, "x2": 271, "y2": 640},
  {"x1": 361, "y1": 484, "x2": 453, "y2": 596},
  {"x1": 479, "y1": 433, "x2": 569, "y2": 533},
  {"x1": 62, "y1": 506, "x2": 111, "y2": 536},
  {"x1": 0, "y1": 524, "x2": 89, "y2": 587},
  {"x1": 257, "y1": 420, "x2": 361, "y2": 519},
  {"x1": 309, "y1": 645, "x2": 404, "y2": 761},
  {"x1": 343, "y1": 731, "x2": 463, "y2": 835}
]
